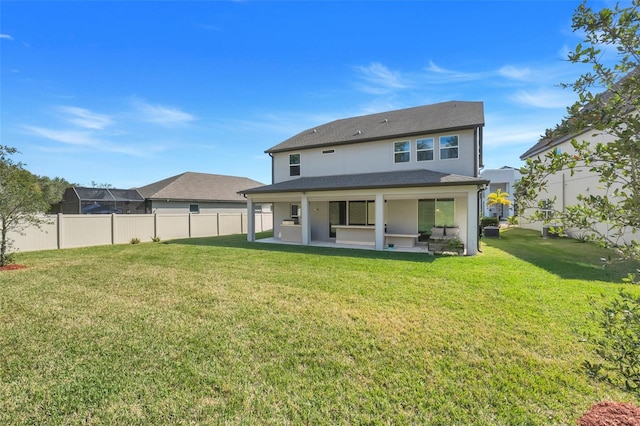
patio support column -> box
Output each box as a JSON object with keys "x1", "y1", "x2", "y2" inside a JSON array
[
  {"x1": 467, "y1": 190, "x2": 478, "y2": 255},
  {"x1": 246, "y1": 198, "x2": 255, "y2": 242},
  {"x1": 301, "y1": 194, "x2": 310, "y2": 245},
  {"x1": 375, "y1": 193, "x2": 384, "y2": 251}
]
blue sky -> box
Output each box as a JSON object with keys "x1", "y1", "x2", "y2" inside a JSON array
[{"x1": 0, "y1": 1, "x2": 613, "y2": 188}]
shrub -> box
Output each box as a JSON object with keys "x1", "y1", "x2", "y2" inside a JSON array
[
  {"x1": 480, "y1": 216, "x2": 499, "y2": 228},
  {"x1": 130, "y1": 237, "x2": 141, "y2": 245},
  {"x1": 151, "y1": 236, "x2": 161, "y2": 243},
  {"x1": 507, "y1": 216, "x2": 519, "y2": 227},
  {"x1": 575, "y1": 233, "x2": 590, "y2": 243},
  {"x1": 583, "y1": 291, "x2": 640, "y2": 397}
]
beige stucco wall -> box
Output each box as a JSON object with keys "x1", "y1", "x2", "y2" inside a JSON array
[{"x1": 272, "y1": 129, "x2": 478, "y2": 183}]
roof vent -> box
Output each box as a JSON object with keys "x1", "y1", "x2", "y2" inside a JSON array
[
  {"x1": 355, "y1": 130, "x2": 362, "y2": 135},
  {"x1": 383, "y1": 118, "x2": 388, "y2": 123},
  {"x1": 312, "y1": 129, "x2": 317, "y2": 133}
]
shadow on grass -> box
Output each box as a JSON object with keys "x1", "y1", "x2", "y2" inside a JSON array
[
  {"x1": 164, "y1": 232, "x2": 438, "y2": 264},
  {"x1": 482, "y1": 228, "x2": 639, "y2": 284}
]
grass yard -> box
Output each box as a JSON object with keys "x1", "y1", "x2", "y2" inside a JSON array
[{"x1": 1, "y1": 228, "x2": 639, "y2": 425}]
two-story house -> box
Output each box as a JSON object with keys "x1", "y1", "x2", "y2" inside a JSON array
[{"x1": 240, "y1": 101, "x2": 488, "y2": 255}]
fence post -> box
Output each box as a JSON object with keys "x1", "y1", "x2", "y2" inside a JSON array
[
  {"x1": 188, "y1": 212, "x2": 192, "y2": 238},
  {"x1": 111, "y1": 213, "x2": 116, "y2": 245},
  {"x1": 57, "y1": 213, "x2": 63, "y2": 249},
  {"x1": 216, "y1": 213, "x2": 220, "y2": 236},
  {"x1": 153, "y1": 213, "x2": 157, "y2": 239}
]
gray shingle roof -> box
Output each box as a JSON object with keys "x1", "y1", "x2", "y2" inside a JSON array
[
  {"x1": 240, "y1": 169, "x2": 487, "y2": 195},
  {"x1": 266, "y1": 101, "x2": 485, "y2": 153},
  {"x1": 519, "y1": 129, "x2": 589, "y2": 160},
  {"x1": 138, "y1": 172, "x2": 264, "y2": 202}
]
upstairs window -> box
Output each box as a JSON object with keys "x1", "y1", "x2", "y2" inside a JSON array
[
  {"x1": 440, "y1": 135, "x2": 459, "y2": 160},
  {"x1": 289, "y1": 154, "x2": 300, "y2": 176},
  {"x1": 417, "y1": 138, "x2": 434, "y2": 161},
  {"x1": 394, "y1": 141, "x2": 410, "y2": 163}
]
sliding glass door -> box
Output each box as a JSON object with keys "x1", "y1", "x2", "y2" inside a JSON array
[{"x1": 418, "y1": 198, "x2": 455, "y2": 238}]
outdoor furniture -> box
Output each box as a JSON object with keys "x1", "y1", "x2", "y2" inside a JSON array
[{"x1": 427, "y1": 226, "x2": 463, "y2": 254}]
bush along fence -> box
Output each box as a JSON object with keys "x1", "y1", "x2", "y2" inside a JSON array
[{"x1": 9, "y1": 212, "x2": 273, "y2": 253}]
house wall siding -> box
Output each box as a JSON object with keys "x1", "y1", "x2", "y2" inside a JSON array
[
  {"x1": 149, "y1": 200, "x2": 248, "y2": 214},
  {"x1": 272, "y1": 129, "x2": 478, "y2": 183},
  {"x1": 520, "y1": 130, "x2": 638, "y2": 243}
]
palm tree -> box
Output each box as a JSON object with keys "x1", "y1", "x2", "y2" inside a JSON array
[{"x1": 486, "y1": 189, "x2": 512, "y2": 219}]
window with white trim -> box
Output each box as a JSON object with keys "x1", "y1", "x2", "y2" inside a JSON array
[
  {"x1": 394, "y1": 141, "x2": 410, "y2": 163},
  {"x1": 417, "y1": 138, "x2": 434, "y2": 161},
  {"x1": 440, "y1": 135, "x2": 459, "y2": 160},
  {"x1": 541, "y1": 199, "x2": 554, "y2": 220},
  {"x1": 289, "y1": 153, "x2": 300, "y2": 176}
]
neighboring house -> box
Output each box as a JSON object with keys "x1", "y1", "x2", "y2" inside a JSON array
[
  {"x1": 519, "y1": 128, "x2": 635, "y2": 241},
  {"x1": 480, "y1": 166, "x2": 521, "y2": 219},
  {"x1": 60, "y1": 186, "x2": 146, "y2": 214},
  {"x1": 137, "y1": 171, "x2": 267, "y2": 214},
  {"x1": 240, "y1": 101, "x2": 488, "y2": 255}
]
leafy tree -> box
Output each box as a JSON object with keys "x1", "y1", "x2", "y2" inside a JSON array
[
  {"x1": 516, "y1": 0, "x2": 640, "y2": 396},
  {"x1": 0, "y1": 146, "x2": 50, "y2": 266},
  {"x1": 90, "y1": 181, "x2": 113, "y2": 189},
  {"x1": 36, "y1": 175, "x2": 73, "y2": 210},
  {"x1": 486, "y1": 189, "x2": 511, "y2": 219},
  {"x1": 517, "y1": 0, "x2": 640, "y2": 264},
  {"x1": 583, "y1": 291, "x2": 640, "y2": 397}
]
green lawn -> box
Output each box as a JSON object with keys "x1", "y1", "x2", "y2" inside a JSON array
[{"x1": 1, "y1": 228, "x2": 639, "y2": 425}]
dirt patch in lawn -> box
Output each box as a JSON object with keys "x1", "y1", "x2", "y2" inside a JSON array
[{"x1": 0, "y1": 264, "x2": 27, "y2": 271}]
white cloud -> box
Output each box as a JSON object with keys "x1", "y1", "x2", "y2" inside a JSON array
[
  {"x1": 24, "y1": 126, "x2": 96, "y2": 146},
  {"x1": 132, "y1": 98, "x2": 196, "y2": 126},
  {"x1": 23, "y1": 125, "x2": 153, "y2": 157},
  {"x1": 511, "y1": 88, "x2": 574, "y2": 108},
  {"x1": 483, "y1": 125, "x2": 545, "y2": 148},
  {"x1": 425, "y1": 61, "x2": 488, "y2": 82},
  {"x1": 58, "y1": 106, "x2": 114, "y2": 130},
  {"x1": 354, "y1": 62, "x2": 411, "y2": 94},
  {"x1": 0, "y1": 34, "x2": 14, "y2": 40},
  {"x1": 498, "y1": 65, "x2": 531, "y2": 81}
]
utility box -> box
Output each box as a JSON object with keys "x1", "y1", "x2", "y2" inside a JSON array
[{"x1": 483, "y1": 226, "x2": 500, "y2": 238}]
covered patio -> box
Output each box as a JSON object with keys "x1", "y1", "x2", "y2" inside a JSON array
[{"x1": 241, "y1": 169, "x2": 488, "y2": 255}]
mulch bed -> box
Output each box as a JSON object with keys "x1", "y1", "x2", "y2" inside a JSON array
[
  {"x1": 0, "y1": 264, "x2": 27, "y2": 271},
  {"x1": 578, "y1": 401, "x2": 640, "y2": 426}
]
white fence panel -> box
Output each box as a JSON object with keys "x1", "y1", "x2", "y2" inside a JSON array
[
  {"x1": 156, "y1": 214, "x2": 190, "y2": 240},
  {"x1": 62, "y1": 215, "x2": 112, "y2": 248},
  {"x1": 218, "y1": 214, "x2": 242, "y2": 236},
  {"x1": 8, "y1": 216, "x2": 58, "y2": 252},
  {"x1": 255, "y1": 212, "x2": 272, "y2": 232},
  {"x1": 191, "y1": 214, "x2": 219, "y2": 238},
  {"x1": 10, "y1": 212, "x2": 273, "y2": 253},
  {"x1": 113, "y1": 215, "x2": 156, "y2": 244}
]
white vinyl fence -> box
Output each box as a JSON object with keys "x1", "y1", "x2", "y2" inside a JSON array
[{"x1": 8, "y1": 212, "x2": 273, "y2": 253}]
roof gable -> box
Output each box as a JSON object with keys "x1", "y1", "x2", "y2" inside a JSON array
[
  {"x1": 267, "y1": 101, "x2": 484, "y2": 153},
  {"x1": 137, "y1": 172, "x2": 264, "y2": 202}
]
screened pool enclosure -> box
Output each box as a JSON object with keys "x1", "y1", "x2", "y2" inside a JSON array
[{"x1": 61, "y1": 187, "x2": 146, "y2": 214}]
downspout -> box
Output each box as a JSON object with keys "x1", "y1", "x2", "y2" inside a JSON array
[
  {"x1": 477, "y1": 185, "x2": 486, "y2": 253},
  {"x1": 269, "y1": 152, "x2": 274, "y2": 184},
  {"x1": 478, "y1": 125, "x2": 484, "y2": 175},
  {"x1": 474, "y1": 127, "x2": 478, "y2": 177}
]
